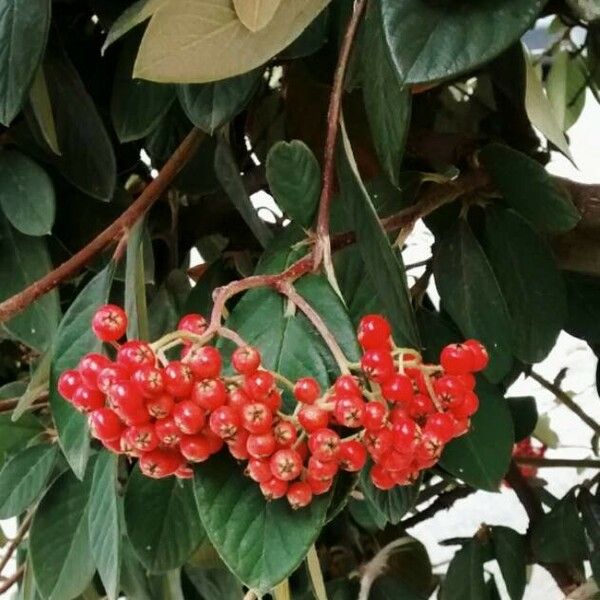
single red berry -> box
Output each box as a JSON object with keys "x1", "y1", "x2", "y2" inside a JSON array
[
  {"x1": 192, "y1": 378, "x2": 227, "y2": 411},
  {"x1": 260, "y1": 477, "x2": 288, "y2": 500},
  {"x1": 209, "y1": 405, "x2": 240, "y2": 440},
  {"x1": 293, "y1": 377, "x2": 321, "y2": 404},
  {"x1": 231, "y1": 346, "x2": 261, "y2": 375},
  {"x1": 308, "y1": 428, "x2": 340, "y2": 462},
  {"x1": 390, "y1": 406, "x2": 410, "y2": 424},
  {"x1": 451, "y1": 390, "x2": 479, "y2": 419},
  {"x1": 119, "y1": 432, "x2": 139, "y2": 456},
  {"x1": 178, "y1": 313, "x2": 208, "y2": 335},
  {"x1": 79, "y1": 353, "x2": 112, "y2": 390},
  {"x1": 227, "y1": 429, "x2": 250, "y2": 460},
  {"x1": 424, "y1": 412, "x2": 456, "y2": 443},
  {"x1": 408, "y1": 393, "x2": 435, "y2": 421},
  {"x1": 125, "y1": 424, "x2": 159, "y2": 452},
  {"x1": 273, "y1": 420, "x2": 297, "y2": 447},
  {"x1": 270, "y1": 449, "x2": 303, "y2": 481},
  {"x1": 110, "y1": 381, "x2": 146, "y2": 420},
  {"x1": 185, "y1": 346, "x2": 222, "y2": 379},
  {"x1": 370, "y1": 463, "x2": 395, "y2": 490},
  {"x1": 92, "y1": 304, "x2": 127, "y2": 341},
  {"x1": 440, "y1": 343, "x2": 475, "y2": 375},
  {"x1": 452, "y1": 417, "x2": 470, "y2": 437},
  {"x1": 246, "y1": 432, "x2": 277, "y2": 459},
  {"x1": 393, "y1": 469, "x2": 418, "y2": 486},
  {"x1": 57, "y1": 369, "x2": 82, "y2": 400},
  {"x1": 334, "y1": 396, "x2": 365, "y2": 428},
  {"x1": 297, "y1": 406, "x2": 329, "y2": 433},
  {"x1": 146, "y1": 393, "x2": 174, "y2": 419},
  {"x1": 241, "y1": 402, "x2": 273, "y2": 434},
  {"x1": 363, "y1": 428, "x2": 394, "y2": 461},
  {"x1": 455, "y1": 373, "x2": 476, "y2": 391},
  {"x1": 338, "y1": 440, "x2": 367, "y2": 472},
  {"x1": 357, "y1": 314, "x2": 392, "y2": 350},
  {"x1": 97, "y1": 364, "x2": 129, "y2": 395},
  {"x1": 414, "y1": 433, "x2": 443, "y2": 469},
  {"x1": 201, "y1": 426, "x2": 224, "y2": 454},
  {"x1": 163, "y1": 361, "x2": 194, "y2": 397},
  {"x1": 89, "y1": 408, "x2": 124, "y2": 441},
  {"x1": 180, "y1": 434, "x2": 212, "y2": 462},
  {"x1": 264, "y1": 388, "x2": 282, "y2": 413},
  {"x1": 117, "y1": 341, "x2": 156, "y2": 372},
  {"x1": 434, "y1": 375, "x2": 465, "y2": 411},
  {"x1": 306, "y1": 473, "x2": 333, "y2": 495},
  {"x1": 363, "y1": 402, "x2": 388, "y2": 432},
  {"x1": 287, "y1": 481, "x2": 313, "y2": 509},
  {"x1": 173, "y1": 400, "x2": 206, "y2": 434},
  {"x1": 307, "y1": 456, "x2": 338, "y2": 481},
  {"x1": 381, "y1": 449, "x2": 412, "y2": 472},
  {"x1": 391, "y1": 415, "x2": 419, "y2": 454},
  {"x1": 71, "y1": 386, "x2": 105, "y2": 412},
  {"x1": 139, "y1": 449, "x2": 183, "y2": 478},
  {"x1": 463, "y1": 339, "x2": 488, "y2": 372},
  {"x1": 244, "y1": 371, "x2": 275, "y2": 400},
  {"x1": 246, "y1": 458, "x2": 273, "y2": 483},
  {"x1": 155, "y1": 418, "x2": 182, "y2": 446},
  {"x1": 382, "y1": 373, "x2": 414, "y2": 404},
  {"x1": 175, "y1": 465, "x2": 194, "y2": 480},
  {"x1": 406, "y1": 368, "x2": 429, "y2": 395},
  {"x1": 334, "y1": 374, "x2": 361, "y2": 396},
  {"x1": 132, "y1": 366, "x2": 165, "y2": 398},
  {"x1": 227, "y1": 386, "x2": 251, "y2": 413},
  {"x1": 361, "y1": 349, "x2": 395, "y2": 383}
]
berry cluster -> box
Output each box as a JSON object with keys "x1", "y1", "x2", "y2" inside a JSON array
[
  {"x1": 512, "y1": 437, "x2": 547, "y2": 479},
  {"x1": 57, "y1": 306, "x2": 487, "y2": 509}
]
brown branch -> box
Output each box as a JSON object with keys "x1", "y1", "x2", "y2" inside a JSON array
[
  {"x1": 515, "y1": 456, "x2": 600, "y2": 469},
  {"x1": 0, "y1": 512, "x2": 33, "y2": 576},
  {"x1": 0, "y1": 128, "x2": 204, "y2": 325},
  {"x1": 0, "y1": 393, "x2": 48, "y2": 414},
  {"x1": 0, "y1": 564, "x2": 24, "y2": 594}
]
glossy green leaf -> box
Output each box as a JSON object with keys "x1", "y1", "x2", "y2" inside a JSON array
[
  {"x1": 125, "y1": 466, "x2": 205, "y2": 573},
  {"x1": 0, "y1": 214, "x2": 60, "y2": 351},
  {"x1": 111, "y1": 32, "x2": 175, "y2": 142},
  {"x1": 184, "y1": 566, "x2": 243, "y2": 599},
  {"x1": 480, "y1": 144, "x2": 580, "y2": 233},
  {"x1": 102, "y1": 0, "x2": 163, "y2": 54},
  {"x1": 491, "y1": 526, "x2": 526, "y2": 600},
  {"x1": 433, "y1": 219, "x2": 512, "y2": 382},
  {"x1": 484, "y1": 207, "x2": 566, "y2": 364},
  {"x1": 30, "y1": 467, "x2": 96, "y2": 600},
  {"x1": 0, "y1": 413, "x2": 42, "y2": 452},
  {"x1": 337, "y1": 121, "x2": 419, "y2": 348},
  {"x1": 178, "y1": 70, "x2": 261, "y2": 135},
  {"x1": 194, "y1": 452, "x2": 330, "y2": 595},
  {"x1": 49, "y1": 263, "x2": 116, "y2": 479},
  {"x1": 0, "y1": 0, "x2": 50, "y2": 125},
  {"x1": 125, "y1": 220, "x2": 150, "y2": 340},
  {"x1": 0, "y1": 443, "x2": 57, "y2": 518},
  {"x1": 266, "y1": 140, "x2": 320, "y2": 227},
  {"x1": 564, "y1": 271, "x2": 600, "y2": 344},
  {"x1": 440, "y1": 378, "x2": 514, "y2": 491},
  {"x1": 88, "y1": 451, "x2": 121, "y2": 600},
  {"x1": 380, "y1": 0, "x2": 542, "y2": 85},
  {"x1": 0, "y1": 150, "x2": 55, "y2": 235},
  {"x1": 439, "y1": 540, "x2": 487, "y2": 600},
  {"x1": 507, "y1": 397, "x2": 538, "y2": 443},
  {"x1": 361, "y1": 0, "x2": 410, "y2": 187}
]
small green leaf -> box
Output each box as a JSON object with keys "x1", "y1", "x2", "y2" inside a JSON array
[
  {"x1": 0, "y1": 443, "x2": 57, "y2": 518},
  {"x1": 506, "y1": 397, "x2": 538, "y2": 443},
  {"x1": 194, "y1": 452, "x2": 329, "y2": 595},
  {"x1": 125, "y1": 466, "x2": 205, "y2": 573},
  {"x1": 88, "y1": 451, "x2": 121, "y2": 600},
  {"x1": 125, "y1": 220, "x2": 150, "y2": 340},
  {"x1": 102, "y1": 0, "x2": 163, "y2": 54},
  {"x1": 266, "y1": 140, "x2": 320, "y2": 227},
  {"x1": 49, "y1": 262, "x2": 116, "y2": 479},
  {"x1": 480, "y1": 144, "x2": 580, "y2": 232},
  {"x1": 0, "y1": 413, "x2": 42, "y2": 452},
  {"x1": 0, "y1": 150, "x2": 55, "y2": 235},
  {"x1": 491, "y1": 526, "x2": 526, "y2": 600},
  {"x1": 440, "y1": 540, "x2": 487, "y2": 600}
]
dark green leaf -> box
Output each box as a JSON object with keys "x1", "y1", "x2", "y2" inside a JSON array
[
  {"x1": 125, "y1": 220, "x2": 150, "y2": 340},
  {"x1": 194, "y1": 452, "x2": 329, "y2": 595},
  {"x1": 148, "y1": 269, "x2": 191, "y2": 340},
  {"x1": 369, "y1": 575, "x2": 426, "y2": 600},
  {"x1": 0, "y1": 149, "x2": 55, "y2": 235},
  {"x1": 416, "y1": 308, "x2": 461, "y2": 364},
  {"x1": 0, "y1": 443, "x2": 57, "y2": 518},
  {"x1": 433, "y1": 219, "x2": 512, "y2": 382},
  {"x1": 30, "y1": 467, "x2": 96, "y2": 600},
  {"x1": 120, "y1": 537, "x2": 153, "y2": 600},
  {"x1": 278, "y1": 7, "x2": 329, "y2": 59},
  {"x1": 580, "y1": 488, "x2": 600, "y2": 549},
  {"x1": 380, "y1": 0, "x2": 543, "y2": 85},
  {"x1": 338, "y1": 122, "x2": 419, "y2": 348},
  {"x1": 184, "y1": 260, "x2": 232, "y2": 317},
  {"x1": 49, "y1": 263, "x2": 116, "y2": 479},
  {"x1": 564, "y1": 272, "x2": 600, "y2": 344},
  {"x1": 266, "y1": 140, "x2": 320, "y2": 227},
  {"x1": 439, "y1": 540, "x2": 487, "y2": 600},
  {"x1": 0, "y1": 413, "x2": 42, "y2": 452},
  {"x1": 440, "y1": 378, "x2": 514, "y2": 491},
  {"x1": 178, "y1": 70, "x2": 261, "y2": 135},
  {"x1": 484, "y1": 207, "x2": 566, "y2": 363},
  {"x1": 27, "y1": 65, "x2": 60, "y2": 156},
  {"x1": 0, "y1": 0, "x2": 50, "y2": 125},
  {"x1": 491, "y1": 526, "x2": 526, "y2": 600},
  {"x1": 125, "y1": 466, "x2": 205, "y2": 573},
  {"x1": 479, "y1": 144, "x2": 580, "y2": 233},
  {"x1": 184, "y1": 566, "x2": 243, "y2": 600},
  {"x1": 507, "y1": 397, "x2": 538, "y2": 442},
  {"x1": 88, "y1": 451, "x2": 121, "y2": 600}
]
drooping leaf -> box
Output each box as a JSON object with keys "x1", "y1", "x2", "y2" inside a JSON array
[
  {"x1": 0, "y1": 0, "x2": 51, "y2": 125},
  {"x1": 194, "y1": 452, "x2": 330, "y2": 595},
  {"x1": 0, "y1": 413, "x2": 42, "y2": 453},
  {"x1": 0, "y1": 443, "x2": 57, "y2": 519},
  {"x1": 29, "y1": 467, "x2": 96, "y2": 600},
  {"x1": 433, "y1": 219, "x2": 513, "y2": 382},
  {"x1": 439, "y1": 540, "x2": 487, "y2": 600},
  {"x1": 27, "y1": 66, "x2": 60, "y2": 155},
  {"x1": 0, "y1": 149, "x2": 55, "y2": 235},
  {"x1": 125, "y1": 466, "x2": 205, "y2": 573},
  {"x1": 380, "y1": 0, "x2": 542, "y2": 85},
  {"x1": 178, "y1": 69, "x2": 260, "y2": 135},
  {"x1": 491, "y1": 526, "x2": 526, "y2": 600},
  {"x1": 133, "y1": 0, "x2": 329, "y2": 83},
  {"x1": 49, "y1": 262, "x2": 116, "y2": 479},
  {"x1": 547, "y1": 49, "x2": 587, "y2": 131},
  {"x1": 233, "y1": 0, "x2": 282, "y2": 32},
  {"x1": 266, "y1": 140, "x2": 321, "y2": 228},
  {"x1": 563, "y1": 272, "x2": 600, "y2": 344},
  {"x1": 483, "y1": 207, "x2": 566, "y2": 364},
  {"x1": 88, "y1": 451, "x2": 121, "y2": 600},
  {"x1": 440, "y1": 378, "x2": 514, "y2": 491},
  {"x1": 506, "y1": 397, "x2": 538, "y2": 443},
  {"x1": 480, "y1": 144, "x2": 580, "y2": 233},
  {"x1": 125, "y1": 220, "x2": 150, "y2": 340}
]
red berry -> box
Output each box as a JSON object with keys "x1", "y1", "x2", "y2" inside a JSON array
[
  {"x1": 173, "y1": 400, "x2": 206, "y2": 434},
  {"x1": 241, "y1": 402, "x2": 273, "y2": 434},
  {"x1": 185, "y1": 346, "x2": 221, "y2": 379},
  {"x1": 391, "y1": 416, "x2": 419, "y2": 453},
  {"x1": 363, "y1": 402, "x2": 388, "y2": 432},
  {"x1": 455, "y1": 373, "x2": 476, "y2": 391},
  {"x1": 192, "y1": 378, "x2": 227, "y2": 411},
  {"x1": 175, "y1": 465, "x2": 194, "y2": 479},
  {"x1": 425, "y1": 412, "x2": 456, "y2": 443},
  {"x1": 146, "y1": 393, "x2": 174, "y2": 419},
  {"x1": 453, "y1": 417, "x2": 470, "y2": 437},
  {"x1": 357, "y1": 314, "x2": 392, "y2": 350},
  {"x1": 408, "y1": 394, "x2": 435, "y2": 421},
  {"x1": 334, "y1": 374, "x2": 361, "y2": 396},
  {"x1": 155, "y1": 418, "x2": 182, "y2": 446},
  {"x1": 247, "y1": 458, "x2": 273, "y2": 483},
  {"x1": 363, "y1": 428, "x2": 394, "y2": 461},
  {"x1": 451, "y1": 390, "x2": 479, "y2": 419},
  {"x1": 103, "y1": 437, "x2": 124, "y2": 454},
  {"x1": 382, "y1": 373, "x2": 414, "y2": 404},
  {"x1": 201, "y1": 426, "x2": 224, "y2": 454},
  {"x1": 244, "y1": 371, "x2": 275, "y2": 400},
  {"x1": 227, "y1": 386, "x2": 250, "y2": 412},
  {"x1": 180, "y1": 434, "x2": 212, "y2": 462},
  {"x1": 178, "y1": 313, "x2": 208, "y2": 335},
  {"x1": 209, "y1": 405, "x2": 240, "y2": 440},
  {"x1": 440, "y1": 343, "x2": 475, "y2": 375},
  {"x1": 361, "y1": 349, "x2": 395, "y2": 383},
  {"x1": 414, "y1": 433, "x2": 443, "y2": 468},
  {"x1": 231, "y1": 346, "x2": 261, "y2": 375},
  {"x1": 125, "y1": 424, "x2": 159, "y2": 452},
  {"x1": 260, "y1": 477, "x2": 288, "y2": 500},
  {"x1": 110, "y1": 381, "x2": 147, "y2": 423},
  {"x1": 463, "y1": 339, "x2": 488, "y2": 372},
  {"x1": 273, "y1": 420, "x2": 298, "y2": 447},
  {"x1": 298, "y1": 406, "x2": 329, "y2": 433},
  {"x1": 92, "y1": 304, "x2": 127, "y2": 341},
  {"x1": 132, "y1": 366, "x2": 165, "y2": 397},
  {"x1": 117, "y1": 341, "x2": 155, "y2": 372},
  {"x1": 89, "y1": 408, "x2": 123, "y2": 441},
  {"x1": 293, "y1": 377, "x2": 321, "y2": 404},
  {"x1": 434, "y1": 375, "x2": 464, "y2": 410},
  {"x1": 246, "y1": 432, "x2": 277, "y2": 459},
  {"x1": 79, "y1": 353, "x2": 111, "y2": 390},
  {"x1": 97, "y1": 364, "x2": 129, "y2": 395},
  {"x1": 163, "y1": 361, "x2": 194, "y2": 397},
  {"x1": 264, "y1": 388, "x2": 282, "y2": 413},
  {"x1": 370, "y1": 463, "x2": 395, "y2": 490},
  {"x1": 307, "y1": 456, "x2": 338, "y2": 481},
  {"x1": 270, "y1": 449, "x2": 303, "y2": 481},
  {"x1": 308, "y1": 428, "x2": 340, "y2": 462},
  {"x1": 287, "y1": 481, "x2": 313, "y2": 509},
  {"x1": 333, "y1": 396, "x2": 365, "y2": 428},
  {"x1": 381, "y1": 449, "x2": 413, "y2": 472},
  {"x1": 71, "y1": 386, "x2": 105, "y2": 412},
  {"x1": 338, "y1": 440, "x2": 367, "y2": 472},
  {"x1": 57, "y1": 369, "x2": 81, "y2": 400},
  {"x1": 227, "y1": 429, "x2": 250, "y2": 460},
  {"x1": 306, "y1": 473, "x2": 333, "y2": 495},
  {"x1": 139, "y1": 449, "x2": 183, "y2": 478}
]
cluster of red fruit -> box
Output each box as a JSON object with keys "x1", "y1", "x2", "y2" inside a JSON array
[
  {"x1": 513, "y1": 437, "x2": 547, "y2": 479},
  {"x1": 56, "y1": 305, "x2": 487, "y2": 509}
]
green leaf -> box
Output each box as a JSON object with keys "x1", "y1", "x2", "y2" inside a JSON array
[
  {"x1": 28, "y1": 66, "x2": 60, "y2": 156},
  {"x1": 102, "y1": 0, "x2": 163, "y2": 54},
  {"x1": 547, "y1": 49, "x2": 587, "y2": 131},
  {"x1": 148, "y1": 269, "x2": 191, "y2": 340},
  {"x1": 13, "y1": 350, "x2": 51, "y2": 420},
  {"x1": 49, "y1": 262, "x2": 116, "y2": 479},
  {"x1": 30, "y1": 467, "x2": 96, "y2": 600},
  {"x1": 0, "y1": 149, "x2": 55, "y2": 235},
  {"x1": 360, "y1": 1, "x2": 410, "y2": 187},
  {"x1": 531, "y1": 491, "x2": 588, "y2": 563},
  {"x1": 178, "y1": 70, "x2": 261, "y2": 135},
  {"x1": 506, "y1": 397, "x2": 538, "y2": 443},
  {"x1": 0, "y1": 214, "x2": 60, "y2": 351},
  {"x1": 564, "y1": 272, "x2": 600, "y2": 344},
  {"x1": 125, "y1": 466, "x2": 205, "y2": 573},
  {"x1": 491, "y1": 526, "x2": 526, "y2": 600},
  {"x1": 440, "y1": 540, "x2": 487, "y2": 600},
  {"x1": 111, "y1": 31, "x2": 176, "y2": 143},
  {"x1": 120, "y1": 537, "x2": 153, "y2": 600},
  {"x1": 0, "y1": 0, "x2": 50, "y2": 125},
  {"x1": 184, "y1": 565, "x2": 243, "y2": 599},
  {"x1": 380, "y1": 0, "x2": 542, "y2": 85},
  {"x1": 433, "y1": 219, "x2": 512, "y2": 383},
  {"x1": 0, "y1": 443, "x2": 57, "y2": 518},
  {"x1": 214, "y1": 138, "x2": 273, "y2": 249},
  {"x1": 0, "y1": 413, "x2": 42, "y2": 452},
  {"x1": 369, "y1": 575, "x2": 427, "y2": 600},
  {"x1": 579, "y1": 488, "x2": 600, "y2": 549},
  {"x1": 266, "y1": 140, "x2": 320, "y2": 228},
  {"x1": 440, "y1": 378, "x2": 514, "y2": 491},
  {"x1": 480, "y1": 144, "x2": 580, "y2": 233},
  {"x1": 194, "y1": 452, "x2": 329, "y2": 595},
  {"x1": 233, "y1": 0, "x2": 282, "y2": 32},
  {"x1": 125, "y1": 220, "x2": 150, "y2": 340},
  {"x1": 88, "y1": 451, "x2": 121, "y2": 600},
  {"x1": 483, "y1": 207, "x2": 566, "y2": 364},
  {"x1": 337, "y1": 121, "x2": 419, "y2": 348}
]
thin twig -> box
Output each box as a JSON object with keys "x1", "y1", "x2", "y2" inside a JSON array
[
  {"x1": 401, "y1": 486, "x2": 475, "y2": 529},
  {"x1": 0, "y1": 512, "x2": 33, "y2": 575},
  {"x1": 515, "y1": 456, "x2": 600, "y2": 469},
  {"x1": 0, "y1": 564, "x2": 24, "y2": 594}
]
